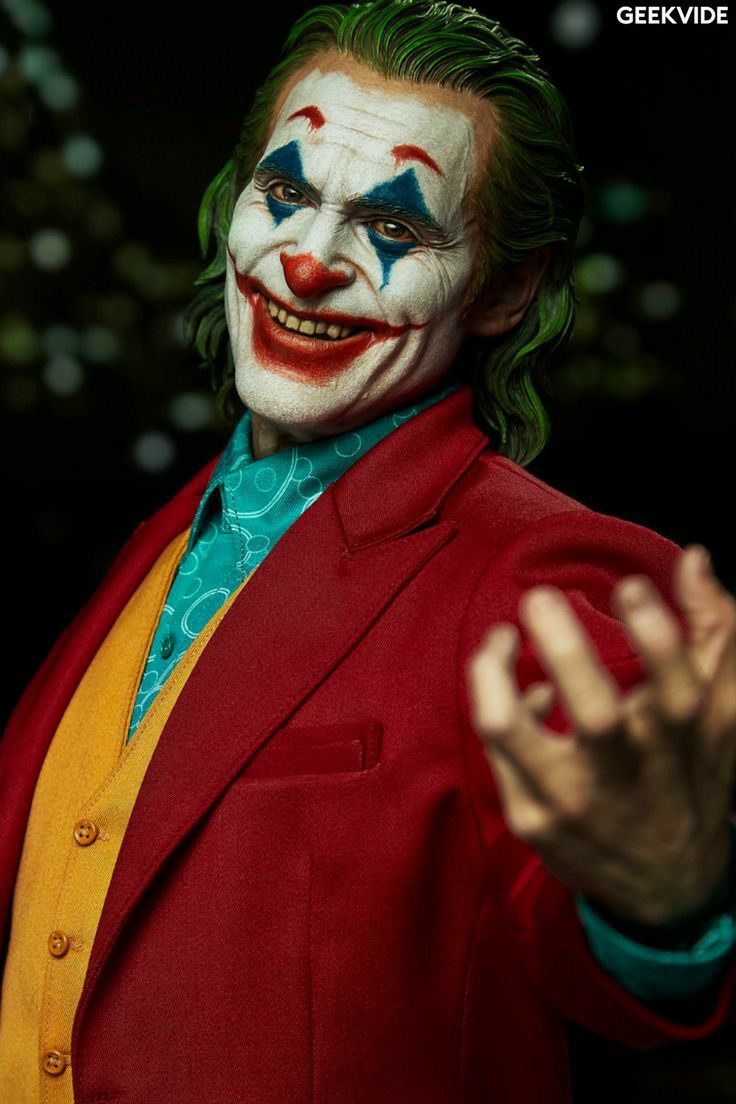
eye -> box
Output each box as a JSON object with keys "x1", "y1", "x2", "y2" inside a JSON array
[
  {"x1": 369, "y1": 219, "x2": 419, "y2": 245},
  {"x1": 269, "y1": 181, "x2": 310, "y2": 206}
]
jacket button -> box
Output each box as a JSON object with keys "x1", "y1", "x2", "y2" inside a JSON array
[
  {"x1": 42, "y1": 1051, "x2": 67, "y2": 1076},
  {"x1": 73, "y1": 819, "x2": 99, "y2": 846},
  {"x1": 48, "y1": 930, "x2": 70, "y2": 958}
]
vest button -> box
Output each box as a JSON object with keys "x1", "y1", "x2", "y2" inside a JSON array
[
  {"x1": 48, "y1": 930, "x2": 70, "y2": 958},
  {"x1": 73, "y1": 819, "x2": 99, "y2": 846},
  {"x1": 42, "y1": 1050, "x2": 67, "y2": 1076}
]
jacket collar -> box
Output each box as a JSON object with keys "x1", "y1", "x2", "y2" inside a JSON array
[{"x1": 334, "y1": 382, "x2": 486, "y2": 551}]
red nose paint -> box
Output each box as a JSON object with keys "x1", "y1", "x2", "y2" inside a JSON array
[{"x1": 280, "y1": 252, "x2": 352, "y2": 299}]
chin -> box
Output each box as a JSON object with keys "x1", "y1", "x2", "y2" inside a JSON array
[{"x1": 234, "y1": 362, "x2": 365, "y2": 438}]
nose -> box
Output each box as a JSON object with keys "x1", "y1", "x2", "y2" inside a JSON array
[{"x1": 279, "y1": 251, "x2": 353, "y2": 300}]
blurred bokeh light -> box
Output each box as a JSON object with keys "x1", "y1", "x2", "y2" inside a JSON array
[{"x1": 549, "y1": 0, "x2": 601, "y2": 48}]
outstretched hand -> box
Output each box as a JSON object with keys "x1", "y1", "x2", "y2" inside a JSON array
[{"x1": 468, "y1": 545, "x2": 736, "y2": 927}]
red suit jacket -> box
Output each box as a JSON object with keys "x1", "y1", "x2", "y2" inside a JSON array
[{"x1": 1, "y1": 385, "x2": 733, "y2": 1103}]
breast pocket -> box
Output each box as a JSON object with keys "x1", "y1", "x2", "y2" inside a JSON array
[{"x1": 243, "y1": 720, "x2": 383, "y2": 781}]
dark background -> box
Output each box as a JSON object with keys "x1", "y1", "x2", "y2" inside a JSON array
[{"x1": 1, "y1": 1, "x2": 734, "y2": 1099}]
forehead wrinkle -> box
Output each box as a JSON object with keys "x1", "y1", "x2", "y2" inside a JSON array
[
  {"x1": 297, "y1": 122, "x2": 402, "y2": 153},
  {"x1": 313, "y1": 90, "x2": 472, "y2": 133},
  {"x1": 275, "y1": 77, "x2": 477, "y2": 168},
  {"x1": 314, "y1": 114, "x2": 473, "y2": 178}
]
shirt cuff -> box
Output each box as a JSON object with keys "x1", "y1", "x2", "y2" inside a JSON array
[{"x1": 576, "y1": 893, "x2": 736, "y2": 1002}]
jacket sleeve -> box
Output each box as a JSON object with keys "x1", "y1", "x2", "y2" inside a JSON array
[
  {"x1": 457, "y1": 506, "x2": 736, "y2": 1046},
  {"x1": 576, "y1": 886, "x2": 736, "y2": 1004}
]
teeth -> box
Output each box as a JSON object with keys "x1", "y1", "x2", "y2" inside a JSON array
[{"x1": 264, "y1": 294, "x2": 356, "y2": 341}]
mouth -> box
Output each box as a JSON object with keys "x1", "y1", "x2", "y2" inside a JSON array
[
  {"x1": 260, "y1": 291, "x2": 363, "y2": 342},
  {"x1": 229, "y1": 250, "x2": 416, "y2": 385}
]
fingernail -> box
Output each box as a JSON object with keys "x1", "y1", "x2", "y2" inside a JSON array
[
  {"x1": 619, "y1": 577, "x2": 650, "y2": 608},
  {"x1": 526, "y1": 587, "x2": 558, "y2": 612},
  {"x1": 690, "y1": 544, "x2": 711, "y2": 573},
  {"x1": 490, "y1": 624, "x2": 518, "y2": 651}
]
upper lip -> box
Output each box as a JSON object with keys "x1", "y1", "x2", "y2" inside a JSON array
[{"x1": 229, "y1": 251, "x2": 414, "y2": 337}]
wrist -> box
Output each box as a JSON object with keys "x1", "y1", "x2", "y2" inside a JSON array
[{"x1": 585, "y1": 823, "x2": 736, "y2": 951}]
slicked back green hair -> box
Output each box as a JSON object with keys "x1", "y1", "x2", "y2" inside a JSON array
[{"x1": 184, "y1": 0, "x2": 585, "y2": 465}]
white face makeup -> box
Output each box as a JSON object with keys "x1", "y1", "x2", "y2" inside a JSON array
[{"x1": 225, "y1": 62, "x2": 483, "y2": 436}]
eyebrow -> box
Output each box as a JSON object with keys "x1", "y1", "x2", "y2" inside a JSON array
[
  {"x1": 286, "y1": 105, "x2": 326, "y2": 130},
  {"x1": 392, "y1": 144, "x2": 444, "y2": 177},
  {"x1": 346, "y1": 195, "x2": 445, "y2": 239}
]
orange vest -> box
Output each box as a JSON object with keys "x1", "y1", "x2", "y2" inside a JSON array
[{"x1": 0, "y1": 530, "x2": 249, "y2": 1101}]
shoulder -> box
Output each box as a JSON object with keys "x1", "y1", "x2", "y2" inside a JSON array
[
  {"x1": 452, "y1": 447, "x2": 684, "y2": 697},
  {"x1": 448, "y1": 446, "x2": 681, "y2": 583}
]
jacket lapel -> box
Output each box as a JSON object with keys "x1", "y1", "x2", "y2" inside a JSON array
[{"x1": 0, "y1": 458, "x2": 217, "y2": 947}]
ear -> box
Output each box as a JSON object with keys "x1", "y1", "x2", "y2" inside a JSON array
[{"x1": 464, "y1": 247, "x2": 550, "y2": 338}]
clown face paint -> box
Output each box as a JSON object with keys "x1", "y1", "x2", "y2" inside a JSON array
[{"x1": 226, "y1": 60, "x2": 487, "y2": 436}]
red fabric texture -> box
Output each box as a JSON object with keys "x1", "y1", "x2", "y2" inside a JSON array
[{"x1": 1, "y1": 384, "x2": 732, "y2": 1103}]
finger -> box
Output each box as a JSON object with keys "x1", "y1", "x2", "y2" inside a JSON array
[
  {"x1": 469, "y1": 623, "x2": 568, "y2": 796},
  {"x1": 519, "y1": 587, "x2": 623, "y2": 741},
  {"x1": 620, "y1": 681, "x2": 659, "y2": 749},
  {"x1": 468, "y1": 623, "x2": 523, "y2": 737},
  {"x1": 485, "y1": 742, "x2": 555, "y2": 843},
  {"x1": 523, "y1": 681, "x2": 556, "y2": 719},
  {"x1": 614, "y1": 574, "x2": 702, "y2": 728},
  {"x1": 675, "y1": 545, "x2": 736, "y2": 680},
  {"x1": 709, "y1": 641, "x2": 736, "y2": 730}
]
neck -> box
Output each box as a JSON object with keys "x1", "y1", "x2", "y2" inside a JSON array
[{"x1": 249, "y1": 411, "x2": 319, "y2": 460}]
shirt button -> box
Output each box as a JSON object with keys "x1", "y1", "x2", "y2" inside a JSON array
[
  {"x1": 160, "y1": 632, "x2": 174, "y2": 660},
  {"x1": 48, "y1": 931, "x2": 70, "y2": 958},
  {"x1": 42, "y1": 1051, "x2": 67, "y2": 1076},
  {"x1": 73, "y1": 819, "x2": 99, "y2": 846}
]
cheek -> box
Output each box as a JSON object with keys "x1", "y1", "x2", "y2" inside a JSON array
[
  {"x1": 228, "y1": 189, "x2": 303, "y2": 261},
  {"x1": 378, "y1": 245, "x2": 474, "y2": 323}
]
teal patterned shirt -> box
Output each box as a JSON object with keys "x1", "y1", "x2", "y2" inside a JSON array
[{"x1": 127, "y1": 380, "x2": 735, "y2": 1005}]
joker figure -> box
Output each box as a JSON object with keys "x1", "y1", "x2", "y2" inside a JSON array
[{"x1": 1, "y1": 2, "x2": 735, "y2": 1102}]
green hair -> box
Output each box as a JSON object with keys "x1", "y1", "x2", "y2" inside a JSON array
[{"x1": 184, "y1": 0, "x2": 585, "y2": 465}]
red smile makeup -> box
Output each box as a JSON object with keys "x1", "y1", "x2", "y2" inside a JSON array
[{"x1": 230, "y1": 254, "x2": 420, "y2": 385}]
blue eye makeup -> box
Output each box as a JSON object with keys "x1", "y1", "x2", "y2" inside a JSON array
[
  {"x1": 255, "y1": 141, "x2": 309, "y2": 225},
  {"x1": 359, "y1": 169, "x2": 434, "y2": 287},
  {"x1": 360, "y1": 169, "x2": 433, "y2": 224},
  {"x1": 366, "y1": 230, "x2": 416, "y2": 289},
  {"x1": 266, "y1": 191, "x2": 302, "y2": 226}
]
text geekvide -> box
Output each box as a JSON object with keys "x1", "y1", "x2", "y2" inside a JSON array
[{"x1": 617, "y1": 5, "x2": 729, "y2": 21}]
